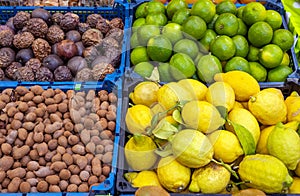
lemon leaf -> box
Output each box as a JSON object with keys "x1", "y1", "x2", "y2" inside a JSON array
[
  {"x1": 152, "y1": 119, "x2": 178, "y2": 140},
  {"x1": 228, "y1": 120, "x2": 256, "y2": 155},
  {"x1": 155, "y1": 143, "x2": 173, "y2": 157},
  {"x1": 145, "y1": 67, "x2": 160, "y2": 82},
  {"x1": 216, "y1": 106, "x2": 228, "y2": 119},
  {"x1": 172, "y1": 109, "x2": 184, "y2": 124}
]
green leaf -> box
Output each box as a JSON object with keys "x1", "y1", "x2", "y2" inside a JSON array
[
  {"x1": 172, "y1": 109, "x2": 184, "y2": 124},
  {"x1": 152, "y1": 119, "x2": 178, "y2": 140},
  {"x1": 216, "y1": 106, "x2": 228, "y2": 119},
  {"x1": 145, "y1": 67, "x2": 160, "y2": 82},
  {"x1": 155, "y1": 143, "x2": 173, "y2": 157},
  {"x1": 228, "y1": 120, "x2": 256, "y2": 155}
]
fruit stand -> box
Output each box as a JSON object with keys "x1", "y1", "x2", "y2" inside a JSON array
[{"x1": 0, "y1": 0, "x2": 299, "y2": 195}]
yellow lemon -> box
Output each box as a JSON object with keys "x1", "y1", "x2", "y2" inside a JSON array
[
  {"x1": 150, "y1": 102, "x2": 167, "y2": 116},
  {"x1": 171, "y1": 129, "x2": 214, "y2": 168},
  {"x1": 240, "y1": 101, "x2": 248, "y2": 109},
  {"x1": 285, "y1": 91, "x2": 300, "y2": 122},
  {"x1": 256, "y1": 121, "x2": 300, "y2": 154},
  {"x1": 295, "y1": 162, "x2": 300, "y2": 177},
  {"x1": 232, "y1": 101, "x2": 244, "y2": 109},
  {"x1": 157, "y1": 156, "x2": 191, "y2": 193},
  {"x1": 208, "y1": 130, "x2": 244, "y2": 163},
  {"x1": 206, "y1": 81, "x2": 235, "y2": 112},
  {"x1": 124, "y1": 135, "x2": 158, "y2": 171},
  {"x1": 238, "y1": 154, "x2": 293, "y2": 194},
  {"x1": 263, "y1": 87, "x2": 284, "y2": 100},
  {"x1": 226, "y1": 108, "x2": 260, "y2": 146},
  {"x1": 189, "y1": 162, "x2": 231, "y2": 193},
  {"x1": 164, "y1": 115, "x2": 179, "y2": 127},
  {"x1": 125, "y1": 104, "x2": 152, "y2": 134},
  {"x1": 289, "y1": 177, "x2": 300, "y2": 193},
  {"x1": 177, "y1": 78, "x2": 208, "y2": 101},
  {"x1": 284, "y1": 120, "x2": 300, "y2": 130},
  {"x1": 267, "y1": 123, "x2": 300, "y2": 170},
  {"x1": 256, "y1": 125, "x2": 274, "y2": 154},
  {"x1": 129, "y1": 81, "x2": 160, "y2": 107},
  {"x1": 248, "y1": 89, "x2": 287, "y2": 125},
  {"x1": 181, "y1": 100, "x2": 225, "y2": 133},
  {"x1": 214, "y1": 70, "x2": 260, "y2": 102},
  {"x1": 157, "y1": 82, "x2": 195, "y2": 112},
  {"x1": 124, "y1": 170, "x2": 161, "y2": 188}
]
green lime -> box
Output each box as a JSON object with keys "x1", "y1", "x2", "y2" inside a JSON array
[
  {"x1": 237, "y1": 18, "x2": 247, "y2": 36},
  {"x1": 147, "y1": 35, "x2": 173, "y2": 62},
  {"x1": 145, "y1": 13, "x2": 168, "y2": 26},
  {"x1": 182, "y1": 16, "x2": 207, "y2": 40},
  {"x1": 247, "y1": 45, "x2": 260, "y2": 62},
  {"x1": 174, "y1": 38, "x2": 199, "y2": 59},
  {"x1": 249, "y1": 61, "x2": 267, "y2": 82},
  {"x1": 199, "y1": 29, "x2": 217, "y2": 53},
  {"x1": 130, "y1": 46, "x2": 150, "y2": 65},
  {"x1": 158, "y1": 62, "x2": 174, "y2": 82},
  {"x1": 196, "y1": 54, "x2": 222, "y2": 83},
  {"x1": 137, "y1": 25, "x2": 160, "y2": 46},
  {"x1": 258, "y1": 44, "x2": 284, "y2": 69},
  {"x1": 265, "y1": 10, "x2": 282, "y2": 30},
  {"x1": 191, "y1": 0, "x2": 216, "y2": 23},
  {"x1": 224, "y1": 56, "x2": 250, "y2": 73},
  {"x1": 214, "y1": 13, "x2": 239, "y2": 37},
  {"x1": 280, "y1": 52, "x2": 290, "y2": 66},
  {"x1": 272, "y1": 29, "x2": 294, "y2": 52},
  {"x1": 242, "y1": 2, "x2": 267, "y2": 26},
  {"x1": 236, "y1": 6, "x2": 244, "y2": 19},
  {"x1": 169, "y1": 53, "x2": 196, "y2": 80},
  {"x1": 267, "y1": 65, "x2": 293, "y2": 82},
  {"x1": 133, "y1": 62, "x2": 154, "y2": 78},
  {"x1": 210, "y1": 35, "x2": 236, "y2": 61},
  {"x1": 207, "y1": 14, "x2": 219, "y2": 29},
  {"x1": 167, "y1": 0, "x2": 188, "y2": 20},
  {"x1": 248, "y1": 21, "x2": 273, "y2": 48},
  {"x1": 146, "y1": 1, "x2": 165, "y2": 15},
  {"x1": 216, "y1": 0, "x2": 237, "y2": 15},
  {"x1": 194, "y1": 52, "x2": 205, "y2": 65},
  {"x1": 133, "y1": 18, "x2": 146, "y2": 29},
  {"x1": 130, "y1": 32, "x2": 140, "y2": 49},
  {"x1": 162, "y1": 23, "x2": 183, "y2": 45},
  {"x1": 232, "y1": 35, "x2": 249, "y2": 58},
  {"x1": 135, "y1": 2, "x2": 148, "y2": 18},
  {"x1": 172, "y1": 8, "x2": 190, "y2": 25}
]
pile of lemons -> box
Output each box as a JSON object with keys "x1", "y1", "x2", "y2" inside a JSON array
[{"x1": 124, "y1": 70, "x2": 300, "y2": 194}]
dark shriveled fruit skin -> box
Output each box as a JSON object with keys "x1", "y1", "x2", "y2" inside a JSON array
[
  {"x1": 56, "y1": 40, "x2": 78, "y2": 60},
  {"x1": 43, "y1": 54, "x2": 64, "y2": 72},
  {"x1": 15, "y1": 48, "x2": 33, "y2": 65}
]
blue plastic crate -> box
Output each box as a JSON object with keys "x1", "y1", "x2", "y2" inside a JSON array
[
  {"x1": 0, "y1": 4, "x2": 130, "y2": 83},
  {"x1": 0, "y1": 77, "x2": 123, "y2": 195},
  {"x1": 125, "y1": 0, "x2": 299, "y2": 87}
]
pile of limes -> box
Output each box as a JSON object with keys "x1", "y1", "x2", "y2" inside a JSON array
[
  {"x1": 130, "y1": 0, "x2": 295, "y2": 83},
  {"x1": 123, "y1": 70, "x2": 300, "y2": 194}
]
